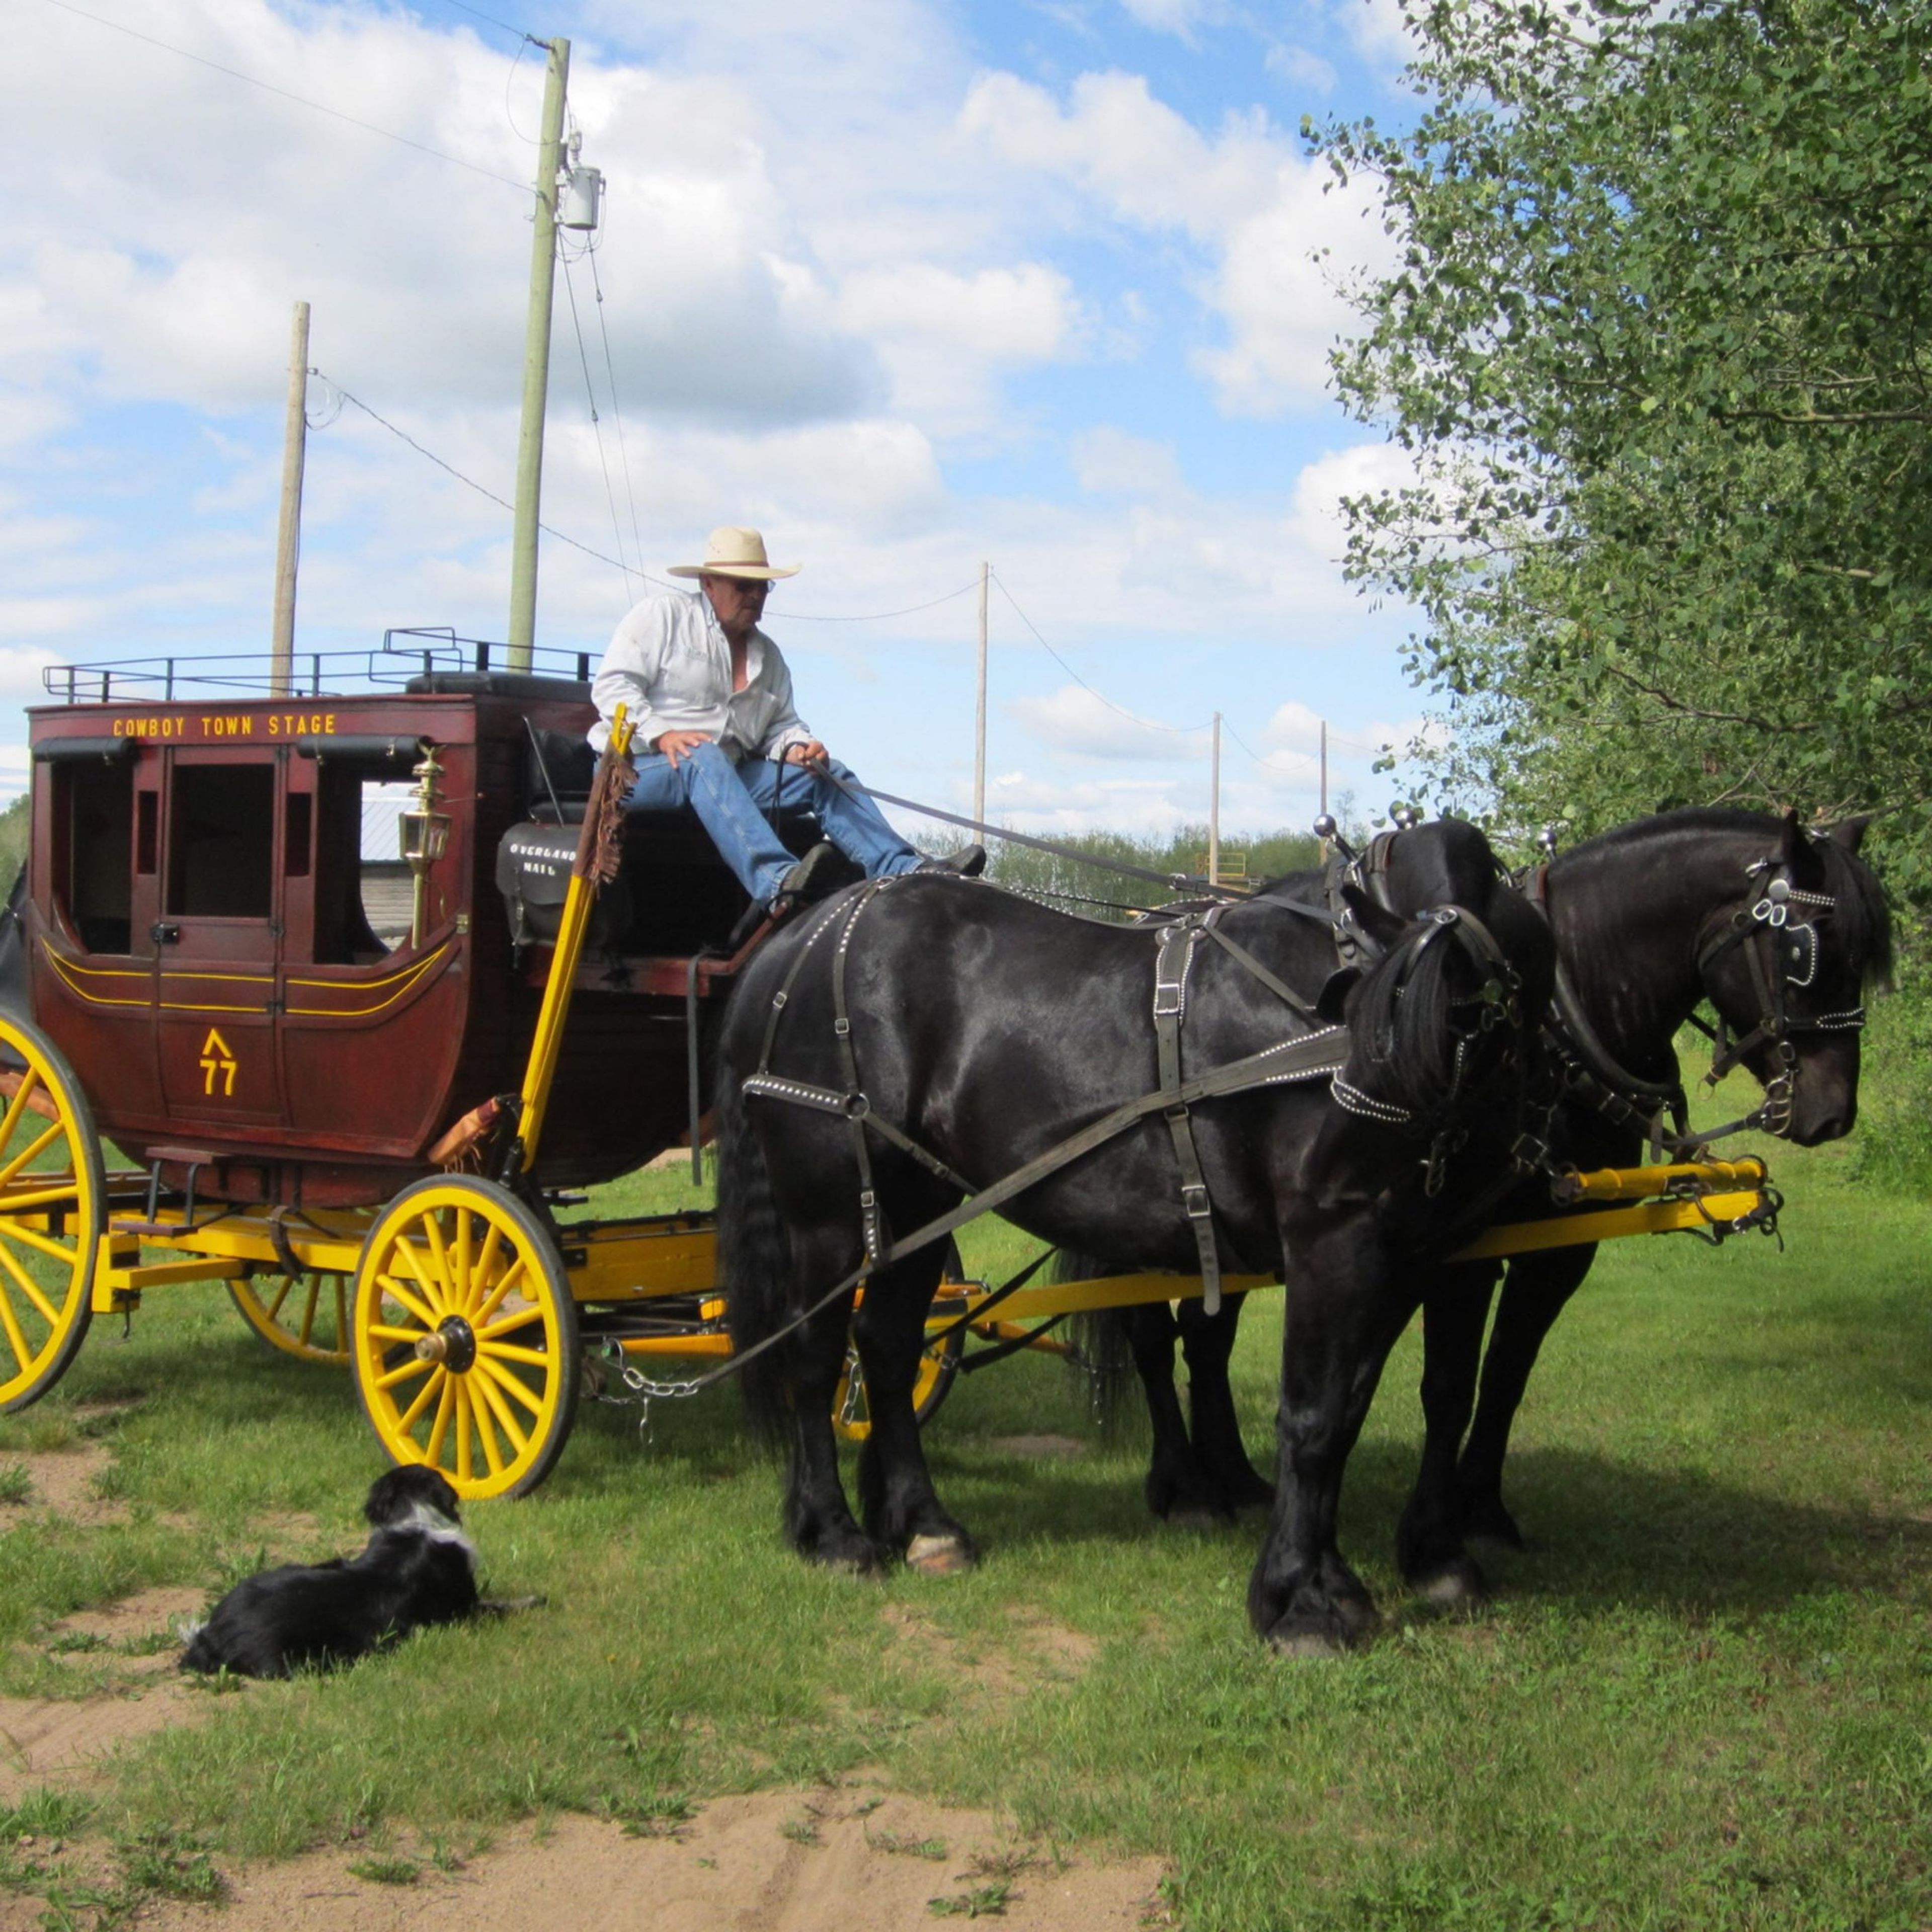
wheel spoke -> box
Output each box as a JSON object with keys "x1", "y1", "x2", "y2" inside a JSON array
[
  {"x1": 367, "y1": 1322, "x2": 424, "y2": 1344},
  {"x1": 397, "y1": 1362, "x2": 445, "y2": 1434},
  {"x1": 425, "y1": 1371, "x2": 456, "y2": 1463},
  {"x1": 475, "y1": 1351, "x2": 543, "y2": 1419},
  {"x1": 422, "y1": 1213, "x2": 458, "y2": 1317},
  {"x1": 0, "y1": 1070, "x2": 42, "y2": 1152},
  {"x1": 335, "y1": 1277, "x2": 348, "y2": 1344},
  {"x1": 265, "y1": 1274, "x2": 294, "y2": 1319},
  {"x1": 477, "y1": 1304, "x2": 543, "y2": 1342},
  {"x1": 0, "y1": 1283, "x2": 35, "y2": 1374},
  {"x1": 454, "y1": 1381, "x2": 473, "y2": 1483},
  {"x1": 374, "y1": 1271, "x2": 438, "y2": 1333},
  {"x1": 0, "y1": 1235, "x2": 61, "y2": 1327},
  {"x1": 390, "y1": 1236, "x2": 449, "y2": 1319},
  {"x1": 297, "y1": 1276, "x2": 320, "y2": 1348},
  {"x1": 471, "y1": 1379, "x2": 507, "y2": 1476},
  {"x1": 0, "y1": 1180, "x2": 82, "y2": 1215},
  {"x1": 0, "y1": 1120, "x2": 66, "y2": 1190},
  {"x1": 472, "y1": 1221, "x2": 506, "y2": 1308},
  {"x1": 472, "y1": 1256, "x2": 530, "y2": 1329},
  {"x1": 0, "y1": 1210, "x2": 78, "y2": 1267},
  {"x1": 472, "y1": 1364, "x2": 529, "y2": 1456},
  {"x1": 375, "y1": 1354, "x2": 434, "y2": 1393},
  {"x1": 453, "y1": 1208, "x2": 475, "y2": 1314},
  {"x1": 479, "y1": 1339, "x2": 550, "y2": 1368}
]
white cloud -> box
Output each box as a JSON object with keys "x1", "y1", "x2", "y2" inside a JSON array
[
  {"x1": 1331, "y1": 0, "x2": 1421, "y2": 72},
  {"x1": 1265, "y1": 43, "x2": 1340, "y2": 96},
  {"x1": 1117, "y1": 0, "x2": 1222, "y2": 40},
  {"x1": 1289, "y1": 441, "x2": 1417, "y2": 561},
  {"x1": 835, "y1": 262, "x2": 1083, "y2": 427},
  {"x1": 1008, "y1": 683, "x2": 1206, "y2": 761},
  {"x1": 959, "y1": 69, "x2": 1390, "y2": 416},
  {"x1": 984, "y1": 765, "x2": 1213, "y2": 837},
  {"x1": 1070, "y1": 428, "x2": 1184, "y2": 499}
]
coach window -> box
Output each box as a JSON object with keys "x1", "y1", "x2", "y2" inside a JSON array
[
  {"x1": 166, "y1": 764, "x2": 276, "y2": 919},
  {"x1": 64, "y1": 758, "x2": 134, "y2": 954},
  {"x1": 311, "y1": 764, "x2": 414, "y2": 963}
]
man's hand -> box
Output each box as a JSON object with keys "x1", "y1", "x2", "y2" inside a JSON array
[
  {"x1": 654, "y1": 729, "x2": 715, "y2": 767},
  {"x1": 783, "y1": 740, "x2": 829, "y2": 768}
]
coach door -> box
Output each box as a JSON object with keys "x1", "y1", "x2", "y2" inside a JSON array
[{"x1": 152, "y1": 747, "x2": 286, "y2": 1126}]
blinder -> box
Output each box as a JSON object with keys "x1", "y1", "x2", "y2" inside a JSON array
[{"x1": 1696, "y1": 855, "x2": 1867, "y2": 1125}]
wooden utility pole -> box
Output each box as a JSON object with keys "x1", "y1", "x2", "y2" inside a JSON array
[
  {"x1": 270, "y1": 300, "x2": 310, "y2": 699},
  {"x1": 973, "y1": 560, "x2": 989, "y2": 829},
  {"x1": 1209, "y1": 711, "x2": 1221, "y2": 886},
  {"x1": 508, "y1": 37, "x2": 570, "y2": 671},
  {"x1": 1319, "y1": 718, "x2": 1329, "y2": 821}
]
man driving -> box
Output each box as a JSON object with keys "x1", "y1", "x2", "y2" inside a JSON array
[{"x1": 590, "y1": 526, "x2": 983, "y2": 931}]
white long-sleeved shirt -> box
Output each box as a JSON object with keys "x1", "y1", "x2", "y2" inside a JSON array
[{"x1": 588, "y1": 589, "x2": 813, "y2": 761}]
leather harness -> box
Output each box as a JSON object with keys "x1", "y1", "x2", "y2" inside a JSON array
[{"x1": 742, "y1": 877, "x2": 1521, "y2": 1322}]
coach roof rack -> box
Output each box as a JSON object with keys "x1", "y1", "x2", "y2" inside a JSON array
[{"x1": 39, "y1": 629, "x2": 595, "y2": 705}]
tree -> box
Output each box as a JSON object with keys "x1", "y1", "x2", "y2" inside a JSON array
[{"x1": 1313, "y1": 0, "x2": 1932, "y2": 887}]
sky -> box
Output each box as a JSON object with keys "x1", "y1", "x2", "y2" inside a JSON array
[{"x1": 1, "y1": 0, "x2": 1436, "y2": 845}]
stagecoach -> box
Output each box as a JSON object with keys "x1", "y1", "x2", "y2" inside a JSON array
[{"x1": 0, "y1": 642, "x2": 1783, "y2": 1501}]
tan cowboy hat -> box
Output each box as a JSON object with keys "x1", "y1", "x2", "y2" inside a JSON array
[{"x1": 666, "y1": 525, "x2": 801, "y2": 581}]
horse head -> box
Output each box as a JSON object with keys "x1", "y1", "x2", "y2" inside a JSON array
[
  {"x1": 1695, "y1": 811, "x2": 1891, "y2": 1145},
  {"x1": 1340, "y1": 878, "x2": 1555, "y2": 1138}
]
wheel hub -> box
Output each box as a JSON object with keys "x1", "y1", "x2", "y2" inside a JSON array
[{"x1": 414, "y1": 1313, "x2": 477, "y2": 1374}]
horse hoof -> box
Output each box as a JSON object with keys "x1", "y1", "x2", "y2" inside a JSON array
[
  {"x1": 906, "y1": 1533, "x2": 975, "y2": 1576},
  {"x1": 1460, "y1": 1500, "x2": 1526, "y2": 1551},
  {"x1": 820, "y1": 1548, "x2": 879, "y2": 1577},
  {"x1": 1415, "y1": 1560, "x2": 1488, "y2": 1606},
  {"x1": 1219, "y1": 1474, "x2": 1276, "y2": 1514},
  {"x1": 1146, "y1": 1469, "x2": 1229, "y2": 1523},
  {"x1": 1165, "y1": 1504, "x2": 1226, "y2": 1533},
  {"x1": 801, "y1": 1530, "x2": 879, "y2": 1576},
  {"x1": 1265, "y1": 1626, "x2": 1350, "y2": 1660}
]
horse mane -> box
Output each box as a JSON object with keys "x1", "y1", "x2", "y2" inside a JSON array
[
  {"x1": 1343, "y1": 917, "x2": 1492, "y2": 1121},
  {"x1": 1814, "y1": 835, "x2": 1894, "y2": 992}
]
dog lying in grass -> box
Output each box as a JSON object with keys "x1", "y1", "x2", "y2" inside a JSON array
[{"x1": 181, "y1": 1466, "x2": 479, "y2": 1679}]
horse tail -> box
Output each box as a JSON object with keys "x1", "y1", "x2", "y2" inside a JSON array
[
  {"x1": 717, "y1": 1058, "x2": 794, "y2": 1453},
  {"x1": 1346, "y1": 911, "x2": 1482, "y2": 1120},
  {"x1": 1054, "y1": 1250, "x2": 1141, "y2": 1437}
]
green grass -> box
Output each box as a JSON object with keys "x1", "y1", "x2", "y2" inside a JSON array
[{"x1": 0, "y1": 1067, "x2": 1927, "y2": 1927}]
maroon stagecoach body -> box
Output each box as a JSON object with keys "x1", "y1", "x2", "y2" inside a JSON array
[{"x1": 23, "y1": 671, "x2": 806, "y2": 1209}]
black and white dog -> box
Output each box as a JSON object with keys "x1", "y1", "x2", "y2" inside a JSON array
[{"x1": 181, "y1": 1466, "x2": 479, "y2": 1679}]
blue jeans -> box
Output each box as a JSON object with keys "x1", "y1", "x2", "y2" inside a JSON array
[{"x1": 622, "y1": 742, "x2": 920, "y2": 903}]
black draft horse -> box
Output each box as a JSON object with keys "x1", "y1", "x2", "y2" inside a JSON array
[
  {"x1": 1087, "y1": 808, "x2": 1889, "y2": 1601},
  {"x1": 718, "y1": 841, "x2": 1555, "y2": 1652}
]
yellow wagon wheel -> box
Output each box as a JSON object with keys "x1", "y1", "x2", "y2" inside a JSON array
[
  {"x1": 0, "y1": 1013, "x2": 103, "y2": 1412},
  {"x1": 229, "y1": 1269, "x2": 350, "y2": 1366},
  {"x1": 833, "y1": 1242, "x2": 968, "y2": 1443},
  {"x1": 351, "y1": 1176, "x2": 579, "y2": 1500}
]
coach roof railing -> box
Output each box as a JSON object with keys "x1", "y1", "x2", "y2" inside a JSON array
[{"x1": 39, "y1": 630, "x2": 595, "y2": 705}]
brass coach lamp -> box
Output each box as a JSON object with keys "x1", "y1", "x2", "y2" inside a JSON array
[{"x1": 398, "y1": 741, "x2": 451, "y2": 948}]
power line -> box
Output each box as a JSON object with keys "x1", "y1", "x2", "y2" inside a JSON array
[
  {"x1": 783, "y1": 583, "x2": 982, "y2": 623},
  {"x1": 311, "y1": 374, "x2": 995, "y2": 624},
  {"x1": 989, "y1": 571, "x2": 1209, "y2": 735},
  {"x1": 585, "y1": 235, "x2": 650, "y2": 597},
  {"x1": 558, "y1": 249, "x2": 640, "y2": 598},
  {"x1": 314, "y1": 372, "x2": 650, "y2": 580},
  {"x1": 34, "y1": 0, "x2": 532, "y2": 194},
  {"x1": 439, "y1": 0, "x2": 543, "y2": 45},
  {"x1": 1223, "y1": 717, "x2": 1396, "y2": 775}
]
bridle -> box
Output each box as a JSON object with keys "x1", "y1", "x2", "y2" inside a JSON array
[{"x1": 1688, "y1": 857, "x2": 1867, "y2": 1139}]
